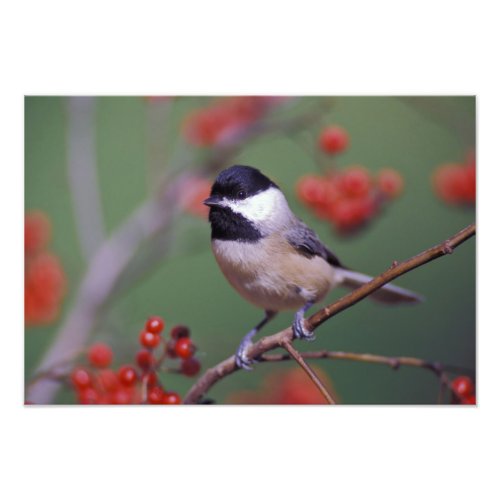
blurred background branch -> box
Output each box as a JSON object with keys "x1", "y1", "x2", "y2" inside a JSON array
[
  {"x1": 67, "y1": 97, "x2": 106, "y2": 261},
  {"x1": 145, "y1": 98, "x2": 172, "y2": 188}
]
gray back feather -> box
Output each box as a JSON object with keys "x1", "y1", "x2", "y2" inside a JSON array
[{"x1": 285, "y1": 219, "x2": 343, "y2": 268}]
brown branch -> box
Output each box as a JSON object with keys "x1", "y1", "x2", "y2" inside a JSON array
[
  {"x1": 437, "y1": 373, "x2": 452, "y2": 404},
  {"x1": 281, "y1": 341, "x2": 336, "y2": 404},
  {"x1": 183, "y1": 223, "x2": 476, "y2": 404},
  {"x1": 260, "y1": 350, "x2": 443, "y2": 374}
]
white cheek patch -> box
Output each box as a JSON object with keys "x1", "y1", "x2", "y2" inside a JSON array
[{"x1": 222, "y1": 188, "x2": 290, "y2": 227}]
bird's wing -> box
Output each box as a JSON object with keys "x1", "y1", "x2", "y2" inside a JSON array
[{"x1": 284, "y1": 220, "x2": 343, "y2": 268}]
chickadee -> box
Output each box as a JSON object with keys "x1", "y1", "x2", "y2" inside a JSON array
[{"x1": 204, "y1": 165, "x2": 422, "y2": 370}]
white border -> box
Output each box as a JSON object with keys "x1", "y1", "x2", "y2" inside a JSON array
[{"x1": 3, "y1": 1, "x2": 499, "y2": 499}]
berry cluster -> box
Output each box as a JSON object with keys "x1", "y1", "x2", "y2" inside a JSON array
[
  {"x1": 70, "y1": 316, "x2": 201, "y2": 404},
  {"x1": 25, "y1": 211, "x2": 66, "y2": 326},
  {"x1": 227, "y1": 366, "x2": 335, "y2": 404},
  {"x1": 432, "y1": 151, "x2": 476, "y2": 206},
  {"x1": 450, "y1": 375, "x2": 476, "y2": 405},
  {"x1": 297, "y1": 166, "x2": 404, "y2": 234},
  {"x1": 182, "y1": 96, "x2": 288, "y2": 147}
]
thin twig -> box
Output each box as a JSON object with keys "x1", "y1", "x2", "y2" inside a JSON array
[
  {"x1": 281, "y1": 341, "x2": 336, "y2": 404},
  {"x1": 141, "y1": 375, "x2": 148, "y2": 404},
  {"x1": 260, "y1": 350, "x2": 451, "y2": 374},
  {"x1": 437, "y1": 374, "x2": 449, "y2": 404},
  {"x1": 183, "y1": 223, "x2": 475, "y2": 404}
]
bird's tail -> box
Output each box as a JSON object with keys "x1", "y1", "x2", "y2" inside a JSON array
[{"x1": 337, "y1": 269, "x2": 423, "y2": 305}]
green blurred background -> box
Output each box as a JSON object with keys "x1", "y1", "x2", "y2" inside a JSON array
[{"x1": 24, "y1": 96, "x2": 475, "y2": 404}]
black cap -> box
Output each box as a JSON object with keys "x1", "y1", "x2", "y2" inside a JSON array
[{"x1": 210, "y1": 165, "x2": 279, "y2": 201}]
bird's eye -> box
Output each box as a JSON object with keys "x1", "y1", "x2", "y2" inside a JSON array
[{"x1": 236, "y1": 190, "x2": 246, "y2": 199}]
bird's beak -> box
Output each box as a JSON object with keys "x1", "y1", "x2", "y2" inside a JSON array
[{"x1": 203, "y1": 195, "x2": 223, "y2": 207}]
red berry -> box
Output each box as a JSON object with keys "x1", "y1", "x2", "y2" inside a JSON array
[
  {"x1": 25, "y1": 252, "x2": 66, "y2": 326},
  {"x1": 139, "y1": 330, "x2": 161, "y2": 349},
  {"x1": 296, "y1": 175, "x2": 328, "y2": 206},
  {"x1": 88, "y1": 343, "x2": 113, "y2": 368},
  {"x1": 279, "y1": 366, "x2": 335, "y2": 404},
  {"x1": 450, "y1": 167, "x2": 472, "y2": 203},
  {"x1": 141, "y1": 371, "x2": 158, "y2": 388},
  {"x1": 25, "y1": 211, "x2": 51, "y2": 256},
  {"x1": 170, "y1": 325, "x2": 190, "y2": 339},
  {"x1": 330, "y1": 196, "x2": 375, "y2": 230},
  {"x1": 145, "y1": 316, "x2": 164, "y2": 334},
  {"x1": 330, "y1": 199, "x2": 358, "y2": 229},
  {"x1": 318, "y1": 126, "x2": 350, "y2": 154},
  {"x1": 182, "y1": 97, "x2": 272, "y2": 147},
  {"x1": 78, "y1": 387, "x2": 100, "y2": 404},
  {"x1": 97, "y1": 369, "x2": 120, "y2": 393},
  {"x1": 135, "y1": 349, "x2": 156, "y2": 371},
  {"x1": 451, "y1": 376, "x2": 474, "y2": 398},
  {"x1": 183, "y1": 107, "x2": 228, "y2": 146},
  {"x1": 175, "y1": 337, "x2": 195, "y2": 359},
  {"x1": 432, "y1": 162, "x2": 475, "y2": 205},
  {"x1": 70, "y1": 368, "x2": 92, "y2": 390},
  {"x1": 110, "y1": 388, "x2": 133, "y2": 405},
  {"x1": 226, "y1": 366, "x2": 334, "y2": 404},
  {"x1": 377, "y1": 168, "x2": 404, "y2": 199},
  {"x1": 459, "y1": 164, "x2": 476, "y2": 203},
  {"x1": 148, "y1": 386, "x2": 164, "y2": 404},
  {"x1": 432, "y1": 163, "x2": 459, "y2": 202},
  {"x1": 181, "y1": 357, "x2": 201, "y2": 377},
  {"x1": 461, "y1": 395, "x2": 476, "y2": 405},
  {"x1": 338, "y1": 166, "x2": 371, "y2": 198},
  {"x1": 162, "y1": 391, "x2": 181, "y2": 404},
  {"x1": 118, "y1": 365, "x2": 138, "y2": 386}
]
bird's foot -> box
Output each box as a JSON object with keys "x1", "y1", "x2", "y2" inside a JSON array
[
  {"x1": 235, "y1": 339, "x2": 255, "y2": 371},
  {"x1": 292, "y1": 315, "x2": 315, "y2": 341}
]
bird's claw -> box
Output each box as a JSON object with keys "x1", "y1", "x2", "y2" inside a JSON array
[
  {"x1": 235, "y1": 341, "x2": 255, "y2": 370},
  {"x1": 292, "y1": 316, "x2": 315, "y2": 341}
]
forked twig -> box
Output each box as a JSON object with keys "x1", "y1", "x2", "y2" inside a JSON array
[{"x1": 281, "y1": 341, "x2": 336, "y2": 404}]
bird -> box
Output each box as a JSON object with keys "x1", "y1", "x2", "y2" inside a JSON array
[{"x1": 203, "y1": 165, "x2": 422, "y2": 370}]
